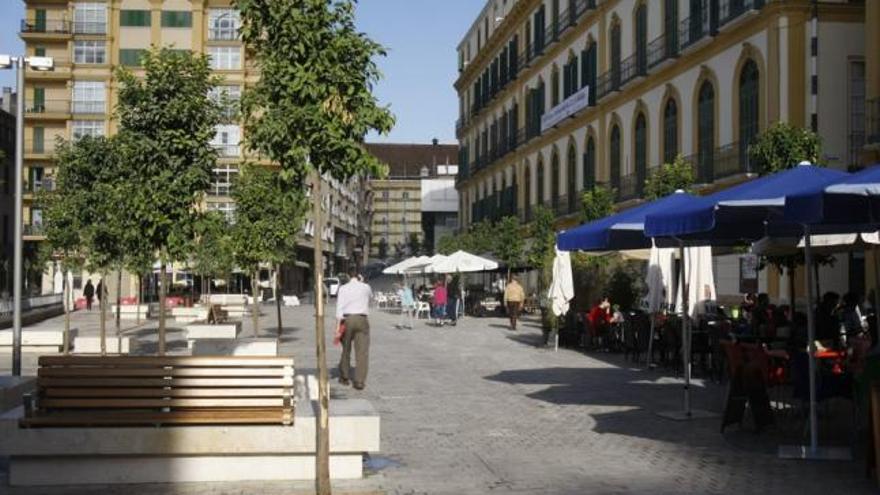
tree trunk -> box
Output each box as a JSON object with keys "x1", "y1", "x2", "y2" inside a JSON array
[
  {"x1": 136, "y1": 275, "x2": 142, "y2": 325},
  {"x1": 251, "y1": 269, "x2": 260, "y2": 338},
  {"x1": 313, "y1": 177, "x2": 331, "y2": 495},
  {"x1": 100, "y1": 274, "x2": 107, "y2": 356},
  {"x1": 158, "y1": 263, "x2": 167, "y2": 356},
  {"x1": 62, "y1": 269, "x2": 70, "y2": 355},
  {"x1": 275, "y1": 263, "x2": 283, "y2": 345},
  {"x1": 115, "y1": 269, "x2": 122, "y2": 341}
]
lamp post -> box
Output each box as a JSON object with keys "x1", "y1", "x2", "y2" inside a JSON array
[{"x1": 0, "y1": 54, "x2": 54, "y2": 376}]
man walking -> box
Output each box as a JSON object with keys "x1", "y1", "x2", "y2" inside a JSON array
[
  {"x1": 83, "y1": 279, "x2": 95, "y2": 311},
  {"x1": 336, "y1": 268, "x2": 372, "y2": 390},
  {"x1": 504, "y1": 276, "x2": 525, "y2": 330}
]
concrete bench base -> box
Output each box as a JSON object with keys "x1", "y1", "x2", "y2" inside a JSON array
[
  {"x1": 185, "y1": 323, "x2": 240, "y2": 341},
  {"x1": 0, "y1": 328, "x2": 65, "y2": 354},
  {"x1": 73, "y1": 336, "x2": 131, "y2": 354},
  {"x1": 191, "y1": 338, "x2": 278, "y2": 356},
  {"x1": 109, "y1": 305, "x2": 151, "y2": 320},
  {"x1": 0, "y1": 383, "x2": 379, "y2": 486},
  {"x1": 0, "y1": 377, "x2": 35, "y2": 412},
  {"x1": 171, "y1": 307, "x2": 209, "y2": 324}
]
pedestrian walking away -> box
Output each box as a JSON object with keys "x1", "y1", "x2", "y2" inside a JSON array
[
  {"x1": 83, "y1": 279, "x2": 95, "y2": 311},
  {"x1": 96, "y1": 280, "x2": 104, "y2": 304},
  {"x1": 432, "y1": 278, "x2": 447, "y2": 326},
  {"x1": 336, "y1": 268, "x2": 373, "y2": 390},
  {"x1": 504, "y1": 275, "x2": 525, "y2": 330}
]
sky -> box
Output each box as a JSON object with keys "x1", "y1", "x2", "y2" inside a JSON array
[{"x1": 0, "y1": 0, "x2": 485, "y2": 145}]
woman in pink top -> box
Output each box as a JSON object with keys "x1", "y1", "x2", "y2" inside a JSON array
[{"x1": 432, "y1": 279, "x2": 448, "y2": 326}]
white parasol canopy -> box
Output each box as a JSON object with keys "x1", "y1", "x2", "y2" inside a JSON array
[
  {"x1": 752, "y1": 232, "x2": 880, "y2": 256},
  {"x1": 547, "y1": 248, "x2": 574, "y2": 317},
  {"x1": 428, "y1": 250, "x2": 499, "y2": 273},
  {"x1": 675, "y1": 246, "x2": 716, "y2": 318},
  {"x1": 646, "y1": 243, "x2": 675, "y2": 313},
  {"x1": 405, "y1": 254, "x2": 450, "y2": 274},
  {"x1": 382, "y1": 256, "x2": 430, "y2": 275}
]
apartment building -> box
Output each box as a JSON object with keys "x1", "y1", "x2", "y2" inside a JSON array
[
  {"x1": 0, "y1": 89, "x2": 16, "y2": 296},
  {"x1": 18, "y1": 0, "x2": 365, "y2": 297},
  {"x1": 365, "y1": 142, "x2": 459, "y2": 260},
  {"x1": 455, "y1": 0, "x2": 866, "y2": 301},
  {"x1": 862, "y1": 1, "x2": 880, "y2": 165}
]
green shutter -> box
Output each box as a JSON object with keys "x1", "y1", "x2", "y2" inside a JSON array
[
  {"x1": 34, "y1": 47, "x2": 46, "y2": 57},
  {"x1": 33, "y1": 88, "x2": 45, "y2": 112},
  {"x1": 33, "y1": 127, "x2": 44, "y2": 153},
  {"x1": 161, "y1": 11, "x2": 192, "y2": 28},
  {"x1": 34, "y1": 9, "x2": 46, "y2": 31},
  {"x1": 119, "y1": 49, "x2": 145, "y2": 67},
  {"x1": 120, "y1": 10, "x2": 151, "y2": 27}
]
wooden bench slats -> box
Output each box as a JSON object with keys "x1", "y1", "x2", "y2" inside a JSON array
[
  {"x1": 38, "y1": 356, "x2": 294, "y2": 367},
  {"x1": 39, "y1": 377, "x2": 294, "y2": 388},
  {"x1": 25, "y1": 356, "x2": 296, "y2": 427},
  {"x1": 38, "y1": 368, "x2": 293, "y2": 378},
  {"x1": 20, "y1": 409, "x2": 291, "y2": 427},
  {"x1": 44, "y1": 388, "x2": 290, "y2": 398},
  {"x1": 40, "y1": 398, "x2": 289, "y2": 408}
]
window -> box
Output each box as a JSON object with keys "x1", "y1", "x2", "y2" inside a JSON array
[
  {"x1": 402, "y1": 191, "x2": 410, "y2": 200},
  {"x1": 583, "y1": 136, "x2": 595, "y2": 189},
  {"x1": 850, "y1": 60, "x2": 866, "y2": 167},
  {"x1": 524, "y1": 164, "x2": 532, "y2": 218},
  {"x1": 664, "y1": 0, "x2": 679, "y2": 57},
  {"x1": 207, "y1": 202, "x2": 236, "y2": 223},
  {"x1": 71, "y1": 120, "x2": 104, "y2": 140},
  {"x1": 663, "y1": 99, "x2": 678, "y2": 163},
  {"x1": 381, "y1": 191, "x2": 389, "y2": 199},
  {"x1": 161, "y1": 11, "x2": 192, "y2": 28},
  {"x1": 697, "y1": 80, "x2": 715, "y2": 182},
  {"x1": 209, "y1": 85, "x2": 241, "y2": 119},
  {"x1": 551, "y1": 153, "x2": 560, "y2": 212},
  {"x1": 210, "y1": 167, "x2": 239, "y2": 196},
  {"x1": 208, "y1": 46, "x2": 241, "y2": 70},
  {"x1": 635, "y1": 113, "x2": 647, "y2": 194},
  {"x1": 636, "y1": 3, "x2": 648, "y2": 75},
  {"x1": 74, "y1": 2, "x2": 107, "y2": 34},
  {"x1": 32, "y1": 127, "x2": 44, "y2": 153},
  {"x1": 533, "y1": 5, "x2": 546, "y2": 55},
  {"x1": 611, "y1": 23, "x2": 621, "y2": 89},
  {"x1": 610, "y1": 125, "x2": 621, "y2": 189},
  {"x1": 551, "y1": 0, "x2": 560, "y2": 39},
  {"x1": 34, "y1": 47, "x2": 46, "y2": 57},
  {"x1": 581, "y1": 42, "x2": 597, "y2": 104},
  {"x1": 208, "y1": 8, "x2": 240, "y2": 40},
  {"x1": 119, "y1": 49, "x2": 146, "y2": 67},
  {"x1": 551, "y1": 67, "x2": 560, "y2": 107},
  {"x1": 74, "y1": 40, "x2": 106, "y2": 64},
  {"x1": 72, "y1": 81, "x2": 105, "y2": 114},
  {"x1": 567, "y1": 144, "x2": 577, "y2": 212},
  {"x1": 30, "y1": 167, "x2": 44, "y2": 192},
  {"x1": 211, "y1": 125, "x2": 241, "y2": 157},
  {"x1": 738, "y1": 60, "x2": 760, "y2": 167},
  {"x1": 537, "y1": 158, "x2": 545, "y2": 205},
  {"x1": 120, "y1": 9, "x2": 150, "y2": 27}
]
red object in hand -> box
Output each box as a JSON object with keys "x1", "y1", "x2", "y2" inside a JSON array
[{"x1": 333, "y1": 322, "x2": 346, "y2": 347}]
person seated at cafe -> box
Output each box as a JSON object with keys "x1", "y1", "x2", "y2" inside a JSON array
[
  {"x1": 587, "y1": 296, "x2": 612, "y2": 348},
  {"x1": 839, "y1": 292, "x2": 868, "y2": 338},
  {"x1": 814, "y1": 291, "x2": 841, "y2": 349},
  {"x1": 751, "y1": 293, "x2": 775, "y2": 339},
  {"x1": 741, "y1": 292, "x2": 757, "y2": 321}
]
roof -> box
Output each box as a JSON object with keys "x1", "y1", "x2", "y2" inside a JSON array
[{"x1": 365, "y1": 142, "x2": 458, "y2": 179}]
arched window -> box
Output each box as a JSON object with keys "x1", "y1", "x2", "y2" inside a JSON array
[
  {"x1": 583, "y1": 136, "x2": 596, "y2": 189},
  {"x1": 511, "y1": 171, "x2": 518, "y2": 213},
  {"x1": 524, "y1": 164, "x2": 532, "y2": 219},
  {"x1": 610, "y1": 125, "x2": 621, "y2": 190},
  {"x1": 664, "y1": 0, "x2": 679, "y2": 57},
  {"x1": 663, "y1": 98, "x2": 678, "y2": 163},
  {"x1": 533, "y1": 5, "x2": 546, "y2": 55},
  {"x1": 635, "y1": 3, "x2": 648, "y2": 75},
  {"x1": 611, "y1": 23, "x2": 622, "y2": 90},
  {"x1": 635, "y1": 113, "x2": 647, "y2": 195},
  {"x1": 698, "y1": 80, "x2": 715, "y2": 183},
  {"x1": 551, "y1": 0, "x2": 560, "y2": 39},
  {"x1": 551, "y1": 152, "x2": 560, "y2": 212},
  {"x1": 537, "y1": 158, "x2": 545, "y2": 207},
  {"x1": 567, "y1": 144, "x2": 577, "y2": 213},
  {"x1": 739, "y1": 59, "x2": 759, "y2": 167},
  {"x1": 551, "y1": 66, "x2": 560, "y2": 107},
  {"x1": 581, "y1": 41, "x2": 597, "y2": 104}
]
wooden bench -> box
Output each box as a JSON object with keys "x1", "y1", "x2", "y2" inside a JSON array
[{"x1": 22, "y1": 355, "x2": 295, "y2": 427}]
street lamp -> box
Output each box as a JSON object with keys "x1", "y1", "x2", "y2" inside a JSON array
[{"x1": 0, "y1": 54, "x2": 54, "y2": 376}]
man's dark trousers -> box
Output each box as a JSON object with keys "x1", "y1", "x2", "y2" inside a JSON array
[{"x1": 339, "y1": 314, "x2": 370, "y2": 386}]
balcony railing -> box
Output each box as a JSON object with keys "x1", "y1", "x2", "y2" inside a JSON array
[
  {"x1": 71, "y1": 101, "x2": 105, "y2": 114},
  {"x1": 679, "y1": 12, "x2": 711, "y2": 52},
  {"x1": 208, "y1": 27, "x2": 239, "y2": 41},
  {"x1": 617, "y1": 173, "x2": 642, "y2": 202},
  {"x1": 72, "y1": 21, "x2": 107, "y2": 35},
  {"x1": 681, "y1": 141, "x2": 749, "y2": 184},
  {"x1": 24, "y1": 140, "x2": 56, "y2": 155},
  {"x1": 23, "y1": 224, "x2": 45, "y2": 236},
  {"x1": 24, "y1": 100, "x2": 69, "y2": 114},
  {"x1": 26, "y1": 178, "x2": 56, "y2": 193},
  {"x1": 868, "y1": 98, "x2": 880, "y2": 146},
  {"x1": 21, "y1": 19, "x2": 71, "y2": 34},
  {"x1": 213, "y1": 143, "x2": 241, "y2": 157},
  {"x1": 719, "y1": 0, "x2": 764, "y2": 28}
]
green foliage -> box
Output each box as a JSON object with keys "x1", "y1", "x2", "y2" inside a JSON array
[
  {"x1": 435, "y1": 235, "x2": 457, "y2": 256},
  {"x1": 606, "y1": 263, "x2": 642, "y2": 311},
  {"x1": 230, "y1": 164, "x2": 308, "y2": 271},
  {"x1": 643, "y1": 154, "x2": 695, "y2": 200},
  {"x1": 749, "y1": 122, "x2": 822, "y2": 176},
  {"x1": 527, "y1": 205, "x2": 557, "y2": 293},
  {"x1": 407, "y1": 232, "x2": 421, "y2": 256},
  {"x1": 190, "y1": 211, "x2": 235, "y2": 281},
  {"x1": 377, "y1": 237, "x2": 389, "y2": 259},
  {"x1": 236, "y1": 0, "x2": 395, "y2": 185},
  {"x1": 493, "y1": 216, "x2": 525, "y2": 271},
  {"x1": 580, "y1": 185, "x2": 615, "y2": 223},
  {"x1": 114, "y1": 47, "x2": 222, "y2": 264}
]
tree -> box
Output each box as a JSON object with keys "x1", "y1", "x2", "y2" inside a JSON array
[
  {"x1": 230, "y1": 164, "x2": 307, "y2": 339},
  {"x1": 527, "y1": 205, "x2": 557, "y2": 289},
  {"x1": 436, "y1": 235, "x2": 458, "y2": 256},
  {"x1": 114, "y1": 47, "x2": 222, "y2": 355},
  {"x1": 580, "y1": 185, "x2": 615, "y2": 222},
  {"x1": 421, "y1": 236, "x2": 434, "y2": 256},
  {"x1": 377, "y1": 237, "x2": 389, "y2": 260},
  {"x1": 492, "y1": 216, "x2": 525, "y2": 278},
  {"x1": 236, "y1": 1, "x2": 394, "y2": 491},
  {"x1": 749, "y1": 122, "x2": 822, "y2": 176},
  {"x1": 190, "y1": 211, "x2": 235, "y2": 297},
  {"x1": 407, "y1": 232, "x2": 421, "y2": 256},
  {"x1": 643, "y1": 154, "x2": 695, "y2": 200}
]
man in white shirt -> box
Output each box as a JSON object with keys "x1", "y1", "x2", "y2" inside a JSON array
[{"x1": 336, "y1": 268, "x2": 373, "y2": 390}]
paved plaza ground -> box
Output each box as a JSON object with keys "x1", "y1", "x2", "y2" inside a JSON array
[{"x1": 0, "y1": 303, "x2": 876, "y2": 494}]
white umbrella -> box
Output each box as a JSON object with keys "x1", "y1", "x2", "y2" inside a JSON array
[
  {"x1": 382, "y1": 256, "x2": 430, "y2": 275},
  {"x1": 547, "y1": 248, "x2": 574, "y2": 352},
  {"x1": 645, "y1": 243, "x2": 675, "y2": 366},
  {"x1": 405, "y1": 254, "x2": 450, "y2": 274},
  {"x1": 429, "y1": 250, "x2": 499, "y2": 273},
  {"x1": 676, "y1": 246, "x2": 716, "y2": 318}
]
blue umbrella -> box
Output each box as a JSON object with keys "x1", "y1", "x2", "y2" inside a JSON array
[
  {"x1": 556, "y1": 190, "x2": 697, "y2": 252},
  {"x1": 645, "y1": 163, "x2": 852, "y2": 459},
  {"x1": 786, "y1": 163, "x2": 880, "y2": 226},
  {"x1": 644, "y1": 164, "x2": 849, "y2": 242}
]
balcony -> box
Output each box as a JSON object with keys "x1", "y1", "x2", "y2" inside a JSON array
[
  {"x1": 23, "y1": 224, "x2": 45, "y2": 238},
  {"x1": 20, "y1": 19, "x2": 71, "y2": 38},
  {"x1": 72, "y1": 21, "x2": 107, "y2": 35},
  {"x1": 718, "y1": 0, "x2": 764, "y2": 32},
  {"x1": 24, "y1": 100, "x2": 70, "y2": 119},
  {"x1": 71, "y1": 101, "x2": 106, "y2": 115},
  {"x1": 868, "y1": 98, "x2": 880, "y2": 146},
  {"x1": 682, "y1": 141, "x2": 750, "y2": 185},
  {"x1": 616, "y1": 173, "x2": 642, "y2": 202},
  {"x1": 213, "y1": 143, "x2": 241, "y2": 158},
  {"x1": 25, "y1": 178, "x2": 56, "y2": 194},
  {"x1": 24, "y1": 140, "x2": 57, "y2": 158},
  {"x1": 679, "y1": 12, "x2": 712, "y2": 53},
  {"x1": 208, "y1": 27, "x2": 240, "y2": 41}
]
